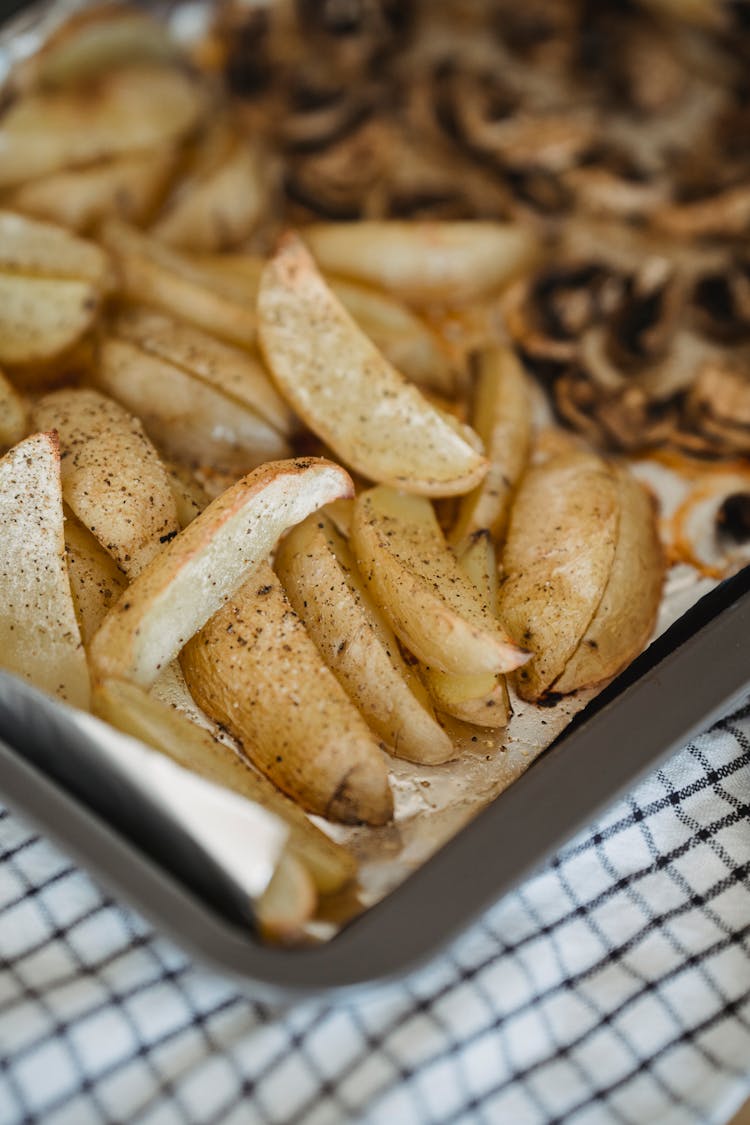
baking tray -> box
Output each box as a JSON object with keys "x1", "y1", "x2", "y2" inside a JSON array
[{"x1": 1, "y1": 567, "x2": 748, "y2": 999}]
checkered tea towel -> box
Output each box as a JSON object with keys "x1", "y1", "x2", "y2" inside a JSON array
[{"x1": 0, "y1": 698, "x2": 748, "y2": 1125}]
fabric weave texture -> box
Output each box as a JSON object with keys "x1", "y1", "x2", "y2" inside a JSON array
[{"x1": 0, "y1": 701, "x2": 749, "y2": 1125}]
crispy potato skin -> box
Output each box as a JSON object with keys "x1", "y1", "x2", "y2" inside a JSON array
[
  {"x1": 499, "y1": 451, "x2": 620, "y2": 701},
  {"x1": 32, "y1": 388, "x2": 179, "y2": 577},
  {"x1": 181, "y1": 563, "x2": 393, "y2": 826},
  {"x1": 276, "y1": 513, "x2": 454, "y2": 765},
  {"x1": 554, "y1": 468, "x2": 665, "y2": 692},
  {"x1": 89, "y1": 458, "x2": 353, "y2": 689},
  {"x1": 352, "y1": 486, "x2": 529, "y2": 676},
  {"x1": 257, "y1": 233, "x2": 487, "y2": 497},
  {"x1": 0, "y1": 432, "x2": 90, "y2": 708}
]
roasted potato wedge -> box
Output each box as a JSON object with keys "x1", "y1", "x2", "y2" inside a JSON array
[
  {"x1": 0, "y1": 432, "x2": 89, "y2": 707},
  {"x1": 64, "y1": 510, "x2": 127, "y2": 644},
  {"x1": 258, "y1": 233, "x2": 487, "y2": 496},
  {"x1": 0, "y1": 66, "x2": 203, "y2": 189},
  {"x1": 0, "y1": 274, "x2": 100, "y2": 376},
  {"x1": 110, "y1": 306, "x2": 292, "y2": 435},
  {"x1": 181, "y1": 562, "x2": 393, "y2": 825},
  {"x1": 93, "y1": 678, "x2": 356, "y2": 893},
  {"x1": 89, "y1": 457, "x2": 353, "y2": 688},
  {"x1": 164, "y1": 462, "x2": 208, "y2": 527},
  {"x1": 352, "y1": 486, "x2": 529, "y2": 676},
  {"x1": 101, "y1": 220, "x2": 258, "y2": 347},
  {"x1": 0, "y1": 370, "x2": 28, "y2": 449},
  {"x1": 152, "y1": 139, "x2": 266, "y2": 252},
  {"x1": 276, "y1": 512, "x2": 454, "y2": 764},
  {"x1": 450, "y1": 346, "x2": 533, "y2": 547},
  {"x1": 423, "y1": 532, "x2": 510, "y2": 727},
  {"x1": 33, "y1": 388, "x2": 179, "y2": 577},
  {"x1": 304, "y1": 221, "x2": 538, "y2": 304},
  {"x1": 554, "y1": 468, "x2": 664, "y2": 692},
  {"x1": 8, "y1": 150, "x2": 177, "y2": 233},
  {"x1": 256, "y1": 852, "x2": 316, "y2": 943},
  {"x1": 0, "y1": 210, "x2": 111, "y2": 288},
  {"x1": 499, "y1": 451, "x2": 620, "y2": 701},
  {"x1": 95, "y1": 337, "x2": 291, "y2": 475}
]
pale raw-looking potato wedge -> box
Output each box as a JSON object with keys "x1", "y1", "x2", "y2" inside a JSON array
[
  {"x1": 198, "y1": 254, "x2": 455, "y2": 393},
  {"x1": 352, "y1": 486, "x2": 529, "y2": 676},
  {"x1": 181, "y1": 562, "x2": 393, "y2": 826},
  {"x1": 258, "y1": 233, "x2": 487, "y2": 497},
  {"x1": 275, "y1": 512, "x2": 454, "y2": 765},
  {"x1": 0, "y1": 432, "x2": 89, "y2": 707},
  {"x1": 95, "y1": 337, "x2": 291, "y2": 475},
  {"x1": 0, "y1": 274, "x2": 100, "y2": 375},
  {"x1": 101, "y1": 220, "x2": 257, "y2": 348},
  {"x1": 111, "y1": 306, "x2": 292, "y2": 435},
  {"x1": 164, "y1": 462, "x2": 209, "y2": 527},
  {"x1": 554, "y1": 468, "x2": 665, "y2": 693},
  {"x1": 64, "y1": 510, "x2": 127, "y2": 645},
  {"x1": 8, "y1": 150, "x2": 178, "y2": 234},
  {"x1": 33, "y1": 388, "x2": 179, "y2": 578},
  {"x1": 0, "y1": 370, "x2": 28, "y2": 449},
  {"x1": 92, "y1": 678, "x2": 357, "y2": 893},
  {"x1": 499, "y1": 451, "x2": 620, "y2": 701},
  {"x1": 0, "y1": 210, "x2": 112, "y2": 288},
  {"x1": 89, "y1": 457, "x2": 353, "y2": 689},
  {"x1": 152, "y1": 140, "x2": 266, "y2": 252},
  {"x1": 0, "y1": 66, "x2": 204, "y2": 190},
  {"x1": 304, "y1": 221, "x2": 538, "y2": 304},
  {"x1": 450, "y1": 346, "x2": 533, "y2": 548},
  {"x1": 423, "y1": 531, "x2": 510, "y2": 728}
]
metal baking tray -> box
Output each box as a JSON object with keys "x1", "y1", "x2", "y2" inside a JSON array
[{"x1": 1, "y1": 568, "x2": 748, "y2": 999}]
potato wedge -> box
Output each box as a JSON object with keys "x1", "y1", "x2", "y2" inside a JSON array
[
  {"x1": 258, "y1": 233, "x2": 487, "y2": 496},
  {"x1": 276, "y1": 512, "x2": 454, "y2": 764},
  {"x1": 152, "y1": 140, "x2": 266, "y2": 252},
  {"x1": 0, "y1": 275, "x2": 100, "y2": 375},
  {"x1": 554, "y1": 468, "x2": 664, "y2": 693},
  {"x1": 33, "y1": 388, "x2": 179, "y2": 577},
  {"x1": 64, "y1": 510, "x2": 127, "y2": 644},
  {"x1": 0, "y1": 66, "x2": 203, "y2": 190},
  {"x1": 181, "y1": 562, "x2": 393, "y2": 825},
  {"x1": 499, "y1": 451, "x2": 620, "y2": 701},
  {"x1": 89, "y1": 457, "x2": 353, "y2": 688},
  {"x1": 95, "y1": 337, "x2": 291, "y2": 475},
  {"x1": 164, "y1": 462, "x2": 208, "y2": 527},
  {"x1": 423, "y1": 532, "x2": 510, "y2": 727},
  {"x1": 352, "y1": 486, "x2": 529, "y2": 676},
  {"x1": 256, "y1": 851, "x2": 316, "y2": 943},
  {"x1": 101, "y1": 220, "x2": 257, "y2": 348},
  {"x1": 0, "y1": 210, "x2": 111, "y2": 289},
  {"x1": 0, "y1": 432, "x2": 89, "y2": 707},
  {"x1": 450, "y1": 347, "x2": 533, "y2": 547},
  {"x1": 92, "y1": 677, "x2": 356, "y2": 893},
  {"x1": 110, "y1": 306, "x2": 292, "y2": 435},
  {"x1": 0, "y1": 370, "x2": 28, "y2": 449},
  {"x1": 304, "y1": 221, "x2": 537, "y2": 304},
  {"x1": 8, "y1": 150, "x2": 177, "y2": 234}
]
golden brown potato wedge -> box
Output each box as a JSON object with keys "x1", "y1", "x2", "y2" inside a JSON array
[
  {"x1": 275, "y1": 512, "x2": 454, "y2": 765},
  {"x1": 0, "y1": 432, "x2": 89, "y2": 707},
  {"x1": 258, "y1": 233, "x2": 487, "y2": 497},
  {"x1": 352, "y1": 486, "x2": 529, "y2": 676},
  {"x1": 304, "y1": 221, "x2": 538, "y2": 304},
  {"x1": 554, "y1": 468, "x2": 664, "y2": 693},
  {"x1": 0, "y1": 210, "x2": 111, "y2": 288},
  {"x1": 422, "y1": 532, "x2": 510, "y2": 727},
  {"x1": 181, "y1": 562, "x2": 393, "y2": 826},
  {"x1": 33, "y1": 388, "x2": 179, "y2": 578},
  {"x1": 256, "y1": 851, "x2": 316, "y2": 943},
  {"x1": 64, "y1": 510, "x2": 127, "y2": 645},
  {"x1": 0, "y1": 274, "x2": 100, "y2": 376},
  {"x1": 101, "y1": 220, "x2": 258, "y2": 348},
  {"x1": 0, "y1": 66, "x2": 203, "y2": 190},
  {"x1": 8, "y1": 150, "x2": 178, "y2": 234},
  {"x1": 92, "y1": 677, "x2": 357, "y2": 894},
  {"x1": 89, "y1": 457, "x2": 353, "y2": 688},
  {"x1": 0, "y1": 371, "x2": 28, "y2": 449},
  {"x1": 152, "y1": 140, "x2": 266, "y2": 252},
  {"x1": 94, "y1": 337, "x2": 291, "y2": 475},
  {"x1": 110, "y1": 305, "x2": 292, "y2": 435},
  {"x1": 450, "y1": 347, "x2": 533, "y2": 547},
  {"x1": 499, "y1": 451, "x2": 620, "y2": 701}
]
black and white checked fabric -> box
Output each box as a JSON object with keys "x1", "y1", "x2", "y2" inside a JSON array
[{"x1": 0, "y1": 701, "x2": 749, "y2": 1125}]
